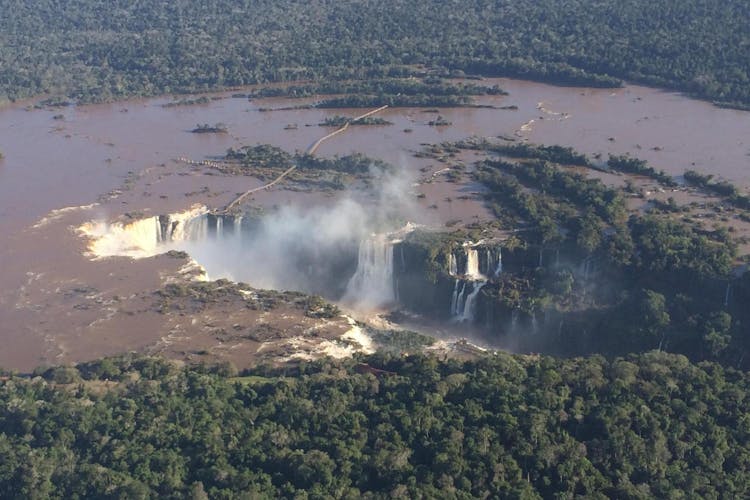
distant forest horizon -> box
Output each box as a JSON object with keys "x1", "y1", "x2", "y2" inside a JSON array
[{"x1": 0, "y1": 0, "x2": 748, "y2": 107}]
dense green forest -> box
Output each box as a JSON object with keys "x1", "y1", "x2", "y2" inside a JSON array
[
  {"x1": 245, "y1": 79, "x2": 507, "y2": 100},
  {"x1": 1, "y1": 352, "x2": 748, "y2": 498},
  {"x1": 407, "y1": 139, "x2": 750, "y2": 368},
  {"x1": 1, "y1": 0, "x2": 748, "y2": 105},
  {"x1": 247, "y1": 77, "x2": 506, "y2": 109}
]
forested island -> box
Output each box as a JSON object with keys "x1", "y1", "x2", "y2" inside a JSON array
[
  {"x1": 319, "y1": 116, "x2": 393, "y2": 127},
  {"x1": 220, "y1": 144, "x2": 392, "y2": 190},
  {"x1": 191, "y1": 123, "x2": 228, "y2": 134},
  {"x1": 1, "y1": 0, "x2": 748, "y2": 107}
]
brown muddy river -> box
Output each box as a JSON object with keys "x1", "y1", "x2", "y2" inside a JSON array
[{"x1": 1, "y1": 78, "x2": 749, "y2": 370}]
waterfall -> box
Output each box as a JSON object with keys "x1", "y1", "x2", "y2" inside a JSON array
[
  {"x1": 461, "y1": 281, "x2": 486, "y2": 323},
  {"x1": 177, "y1": 215, "x2": 209, "y2": 241},
  {"x1": 216, "y1": 216, "x2": 224, "y2": 239},
  {"x1": 124, "y1": 216, "x2": 164, "y2": 254},
  {"x1": 510, "y1": 308, "x2": 520, "y2": 334},
  {"x1": 233, "y1": 215, "x2": 243, "y2": 241},
  {"x1": 157, "y1": 215, "x2": 170, "y2": 242},
  {"x1": 343, "y1": 234, "x2": 395, "y2": 308},
  {"x1": 449, "y1": 252, "x2": 458, "y2": 276},
  {"x1": 450, "y1": 279, "x2": 461, "y2": 315},
  {"x1": 538, "y1": 248, "x2": 543, "y2": 267},
  {"x1": 453, "y1": 281, "x2": 468, "y2": 316},
  {"x1": 79, "y1": 205, "x2": 209, "y2": 259},
  {"x1": 724, "y1": 283, "x2": 732, "y2": 307},
  {"x1": 531, "y1": 313, "x2": 538, "y2": 334},
  {"x1": 466, "y1": 248, "x2": 482, "y2": 279},
  {"x1": 494, "y1": 248, "x2": 503, "y2": 277},
  {"x1": 579, "y1": 255, "x2": 593, "y2": 281},
  {"x1": 450, "y1": 279, "x2": 486, "y2": 322}
]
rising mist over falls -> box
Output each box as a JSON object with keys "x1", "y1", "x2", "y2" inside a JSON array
[
  {"x1": 81, "y1": 202, "x2": 399, "y2": 306},
  {"x1": 78, "y1": 195, "x2": 508, "y2": 325},
  {"x1": 82, "y1": 200, "x2": 679, "y2": 354},
  {"x1": 79, "y1": 166, "x2": 428, "y2": 309},
  {"x1": 79, "y1": 167, "x2": 643, "y2": 351}
]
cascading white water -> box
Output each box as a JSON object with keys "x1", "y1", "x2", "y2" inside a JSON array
[
  {"x1": 171, "y1": 213, "x2": 209, "y2": 242},
  {"x1": 231, "y1": 215, "x2": 243, "y2": 241},
  {"x1": 450, "y1": 279, "x2": 486, "y2": 323},
  {"x1": 494, "y1": 248, "x2": 503, "y2": 277},
  {"x1": 457, "y1": 282, "x2": 468, "y2": 316},
  {"x1": 724, "y1": 283, "x2": 732, "y2": 307},
  {"x1": 461, "y1": 281, "x2": 486, "y2": 322},
  {"x1": 449, "y1": 243, "x2": 493, "y2": 322},
  {"x1": 83, "y1": 207, "x2": 414, "y2": 305},
  {"x1": 79, "y1": 205, "x2": 209, "y2": 259},
  {"x1": 450, "y1": 280, "x2": 463, "y2": 316},
  {"x1": 343, "y1": 234, "x2": 395, "y2": 308},
  {"x1": 465, "y1": 248, "x2": 483, "y2": 279},
  {"x1": 455, "y1": 281, "x2": 468, "y2": 316},
  {"x1": 216, "y1": 216, "x2": 224, "y2": 239}
]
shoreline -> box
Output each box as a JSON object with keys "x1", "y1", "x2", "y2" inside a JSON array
[{"x1": 5, "y1": 74, "x2": 750, "y2": 114}]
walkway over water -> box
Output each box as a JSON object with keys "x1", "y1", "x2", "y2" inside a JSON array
[{"x1": 222, "y1": 105, "x2": 389, "y2": 213}]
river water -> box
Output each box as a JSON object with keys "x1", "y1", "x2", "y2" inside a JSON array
[
  {"x1": 0, "y1": 78, "x2": 748, "y2": 370},
  {"x1": 2, "y1": 78, "x2": 749, "y2": 230}
]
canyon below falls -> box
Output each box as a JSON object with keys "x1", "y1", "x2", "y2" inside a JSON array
[{"x1": 1, "y1": 77, "x2": 750, "y2": 372}]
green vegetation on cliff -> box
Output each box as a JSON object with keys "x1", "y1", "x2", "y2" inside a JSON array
[
  {"x1": 479, "y1": 158, "x2": 739, "y2": 361},
  {"x1": 412, "y1": 140, "x2": 748, "y2": 366},
  {"x1": 1, "y1": 352, "x2": 748, "y2": 498},
  {"x1": 1, "y1": 1, "x2": 748, "y2": 105}
]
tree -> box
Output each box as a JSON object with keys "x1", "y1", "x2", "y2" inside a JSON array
[
  {"x1": 702, "y1": 311, "x2": 732, "y2": 359},
  {"x1": 576, "y1": 210, "x2": 603, "y2": 253},
  {"x1": 639, "y1": 289, "x2": 670, "y2": 349}
]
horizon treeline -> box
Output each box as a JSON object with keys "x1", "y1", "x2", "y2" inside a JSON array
[{"x1": 0, "y1": 0, "x2": 747, "y2": 106}]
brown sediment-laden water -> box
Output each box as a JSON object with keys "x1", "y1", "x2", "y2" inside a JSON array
[{"x1": 1, "y1": 78, "x2": 748, "y2": 370}]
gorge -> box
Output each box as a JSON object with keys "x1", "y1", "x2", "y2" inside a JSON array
[{"x1": 1, "y1": 75, "x2": 749, "y2": 370}]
